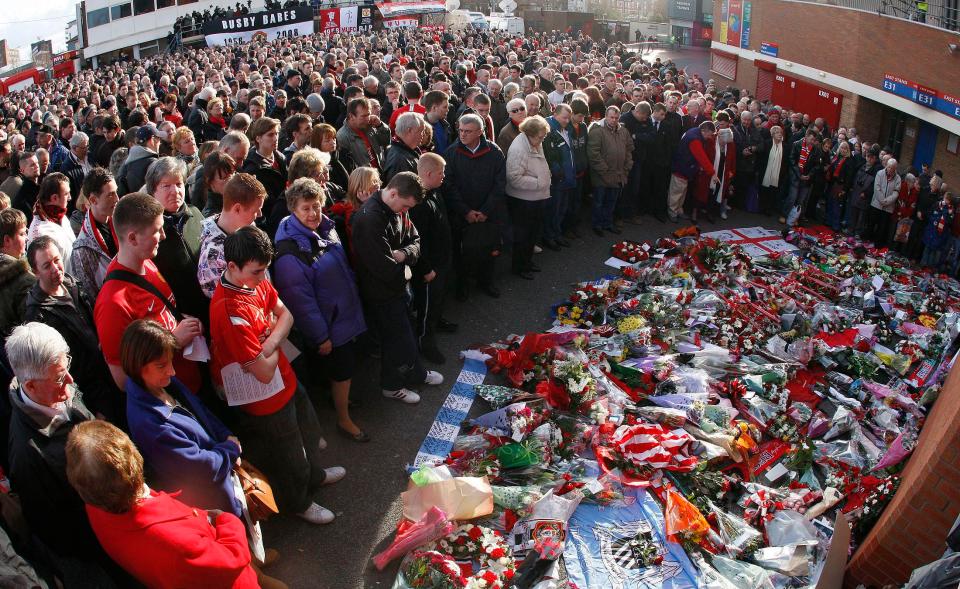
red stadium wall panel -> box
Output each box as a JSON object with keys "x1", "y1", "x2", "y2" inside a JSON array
[{"x1": 771, "y1": 72, "x2": 843, "y2": 130}]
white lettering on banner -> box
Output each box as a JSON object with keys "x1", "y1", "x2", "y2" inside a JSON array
[{"x1": 819, "y1": 90, "x2": 829, "y2": 98}]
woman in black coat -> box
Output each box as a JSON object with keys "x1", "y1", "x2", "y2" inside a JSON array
[{"x1": 241, "y1": 116, "x2": 287, "y2": 237}]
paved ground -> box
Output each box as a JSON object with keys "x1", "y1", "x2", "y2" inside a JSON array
[{"x1": 261, "y1": 206, "x2": 784, "y2": 588}]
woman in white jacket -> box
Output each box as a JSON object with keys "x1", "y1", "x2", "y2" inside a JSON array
[
  {"x1": 26, "y1": 172, "x2": 75, "y2": 272},
  {"x1": 506, "y1": 115, "x2": 551, "y2": 280}
]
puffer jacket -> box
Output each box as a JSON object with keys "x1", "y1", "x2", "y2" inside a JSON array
[
  {"x1": 273, "y1": 214, "x2": 366, "y2": 348},
  {"x1": 506, "y1": 133, "x2": 552, "y2": 201},
  {"x1": 587, "y1": 121, "x2": 633, "y2": 188},
  {"x1": 544, "y1": 117, "x2": 577, "y2": 189},
  {"x1": 0, "y1": 254, "x2": 35, "y2": 337},
  {"x1": 871, "y1": 169, "x2": 901, "y2": 213}
]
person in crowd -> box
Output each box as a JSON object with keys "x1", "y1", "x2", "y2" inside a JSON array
[
  {"x1": 351, "y1": 171, "x2": 444, "y2": 404},
  {"x1": 824, "y1": 141, "x2": 856, "y2": 232},
  {"x1": 891, "y1": 173, "x2": 919, "y2": 254},
  {"x1": 27, "y1": 172, "x2": 75, "y2": 264},
  {"x1": 337, "y1": 98, "x2": 389, "y2": 172},
  {"x1": 410, "y1": 153, "x2": 456, "y2": 365},
  {"x1": 203, "y1": 97, "x2": 229, "y2": 143},
  {"x1": 282, "y1": 113, "x2": 313, "y2": 158},
  {"x1": 847, "y1": 145, "x2": 881, "y2": 237},
  {"x1": 424, "y1": 91, "x2": 453, "y2": 157},
  {"x1": 198, "y1": 173, "x2": 265, "y2": 298},
  {"x1": 273, "y1": 178, "x2": 368, "y2": 441},
  {"x1": 146, "y1": 157, "x2": 208, "y2": 324},
  {"x1": 388, "y1": 81, "x2": 426, "y2": 132},
  {"x1": 910, "y1": 174, "x2": 944, "y2": 259},
  {"x1": 94, "y1": 193, "x2": 204, "y2": 394},
  {"x1": 330, "y1": 166, "x2": 379, "y2": 261},
  {"x1": 65, "y1": 420, "x2": 261, "y2": 589},
  {"x1": 242, "y1": 117, "x2": 287, "y2": 236},
  {"x1": 193, "y1": 151, "x2": 237, "y2": 217},
  {"x1": 11, "y1": 151, "x2": 41, "y2": 225},
  {"x1": 497, "y1": 98, "x2": 526, "y2": 154},
  {"x1": 442, "y1": 113, "x2": 506, "y2": 301},
  {"x1": 35, "y1": 148, "x2": 51, "y2": 177},
  {"x1": 210, "y1": 226, "x2": 345, "y2": 524},
  {"x1": 867, "y1": 157, "x2": 901, "y2": 246},
  {"x1": 506, "y1": 115, "x2": 552, "y2": 280},
  {"x1": 732, "y1": 110, "x2": 762, "y2": 213},
  {"x1": 759, "y1": 125, "x2": 790, "y2": 217},
  {"x1": 382, "y1": 112, "x2": 425, "y2": 184},
  {"x1": 69, "y1": 168, "x2": 118, "y2": 300},
  {"x1": 783, "y1": 128, "x2": 822, "y2": 226},
  {"x1": 172, "y1": 126, "x2": 200, "y2": 171},
  {"x1": 92, "y1": 116, "x2": 123, "y2": 169},
  {"x1": 543, "y1": 104, "x2": 579, "y2": 250},
  {"x1": 588, "y1": 106, "x2": 633, "y2": 235},
  {"x1": 921, "y1": 191, "x2": 958, "y2": 269},
  {"x1": 619, "y1": 101, "x2": 656, "y2": 225},
  {"x1": 0, "y1": 208, "x2": 35, "y2": 337},
  {"x1": 310, "y1": 123, "x2": 350, "y2": 190},
  {"x1": 24, "y1": 235, "x2": 123, "y2": 424},
  {"x1": 692, "y1": 126, "x2": 735, "y2": 224},
  {"x1": 117, "y1": 124, "x2": 163, "y2": 194},
  {"x1": 59, "y1": 132, "x2": 92, "y2": 199},
  {"x1": 667, "y1": 120, "x2": 715, "y2": 223},
  {"x1": 0, "y1": 151, "x2": 25, "y2": 202},
  {"x1": 5, "y1": 323, "x2": 125, "y2": 586},
  {"x1": 188, "y1": 87, "x2": 214, "y2": 142}
]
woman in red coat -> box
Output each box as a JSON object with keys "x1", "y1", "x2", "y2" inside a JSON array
[{"x1": 65, "y1": 420, "x2": 259, "y2": 589}]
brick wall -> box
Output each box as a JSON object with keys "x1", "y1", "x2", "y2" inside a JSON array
[
  {"x1": 934, "y1": 132, "x2": 960, "y2": 183},
  {"x1": 846, "y1": 359, "x2": 960, "y2": 587}
]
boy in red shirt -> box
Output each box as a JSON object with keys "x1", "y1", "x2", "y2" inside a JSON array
[
  {"x1": 95, "y1": 193, "x2": 204, "y2": 393},
  {"x1": 210, "y1": 226, "x2": 344, "y2": 525}
]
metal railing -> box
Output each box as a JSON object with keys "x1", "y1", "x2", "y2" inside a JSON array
[{"x1": 785, "y1": 0, "x2": 959, "y2": 32}]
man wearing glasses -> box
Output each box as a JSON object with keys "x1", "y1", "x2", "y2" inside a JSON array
[{"x1": 496, "y1": 98, "x2": 527, "y2": 154}]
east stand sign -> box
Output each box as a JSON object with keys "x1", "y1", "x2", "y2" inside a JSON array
[{"x1": 203, "y1": 6, "x2": 315, "y2": 45}]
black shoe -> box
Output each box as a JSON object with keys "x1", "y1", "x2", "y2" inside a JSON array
[
  {"x1": 607, "y1": 226, "x2": 623, "y2": 235},
  {"x1": 436, "y1": 318, "x2": 459, "y2": 333},
  {"x1": 337, "y1": 423, "x2": 371, "y2": 443},
  {"x1": 526, "y1": 262, "x2": 542, "y2": 272},
  {"x1": 421, "y1": 345, "x2": 447, "y2": 364},
  {"x1": 544, "y1": 239, "x2": 562, "y2": 251},
  {"x1": 556, "y1": 237, "x2": 571, "y2": 247},
  {"x1": 479, "y1": 284, "x2": 501, "y2": 298},
  {"x1": 654, "y1": 213, "x2": 668, "y2": 223},
  {"x1": 512, "y1": 270, "x2": 535, "y2": 280},
  {"x1": 593, "y1": 227, "x2": 605, "y2": 236}
]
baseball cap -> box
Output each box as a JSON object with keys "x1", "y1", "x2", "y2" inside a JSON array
[{"x1": 137, "y1": 123, "x2": 164, "y2": 144}]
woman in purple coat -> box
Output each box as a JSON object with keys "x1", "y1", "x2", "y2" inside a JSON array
[{"x1": 273, "y1": 177, "x2": 369, "y2": 442}]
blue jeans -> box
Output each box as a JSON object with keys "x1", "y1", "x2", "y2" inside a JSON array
[
  {"x1": 592, "y1": 186, "x2": 622, "y2": 230},
  {"x1": 544, "y1": 187, "x2": 571, "y2": 241},
  {"x1": 826, "y1": 190, "x2": 844, "y2": 231},
  {"x1": 782, "y1": 177, "x2": 812, "y2": 217}
]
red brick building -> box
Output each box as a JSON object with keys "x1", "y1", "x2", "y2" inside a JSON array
[{"x1": 709, "y1": 0, "x2": 960, "y2": 183}]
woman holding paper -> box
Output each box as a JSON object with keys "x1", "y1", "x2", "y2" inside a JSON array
[{"x1": 120, "y1": 319, "x2": 286, "y2": 587}]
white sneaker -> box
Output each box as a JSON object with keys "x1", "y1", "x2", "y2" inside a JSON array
[
  {"x1": 298, "y1": 502, "x2": 335, "y2": 525},
  {"x1": 317, "y1": 437, "x2": 327, "y2": 451},
  {"x1": 424, "y1": 371, "x2": 444, "y2": 386},
  {"x1": 383, "y1": 388, "x2": 421, "y2": 404},
  {"x1": 320, "y1": 466, "x2": 346, "y2": 486},
  {"x1": 533, "y1": 245, "x2": 543, "y2": 254},
  {"x1": 721, "y1": 211, "x2": 728, "y2": 220}
]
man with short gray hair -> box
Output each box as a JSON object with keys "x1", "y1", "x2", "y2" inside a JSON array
[
  {"x1": 382, "y1": 112, "x2": 425, "y2": 184},
  {"x1": 59, "y1": 131, "x2": 92, "y2": 198},
  {"x1": 5, "y1": 322, "x2": 120, "y2": 585},
  {"x1": 867, "y1": 157, "x2": 901, "y2": 246}
]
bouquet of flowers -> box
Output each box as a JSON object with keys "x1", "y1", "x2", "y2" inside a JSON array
[
  {"x1": 426, "y1": 525, "x2": 518, "y2": 589},
  {"x1": 610, "y1": 240, "x2": 650, "y2": 264}
]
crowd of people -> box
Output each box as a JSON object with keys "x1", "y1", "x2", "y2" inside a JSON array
[{"x1": 0, "y1": 22, "x2": 949, "y2": 588}]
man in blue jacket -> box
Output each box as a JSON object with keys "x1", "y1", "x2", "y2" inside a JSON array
[{"x1": 543, "y1": 104, "x2": 578, "y2": 253}]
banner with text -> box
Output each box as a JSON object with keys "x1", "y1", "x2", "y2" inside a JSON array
[
  {"x1": 383, "y1": 16, "x2": 419, "y2": 28},
  {"x1": 376, "y1": 1, "x2": 447, "y2": 18},
  {"x1": 203, "y1": 6, "x2": 314, "y2": 46}
]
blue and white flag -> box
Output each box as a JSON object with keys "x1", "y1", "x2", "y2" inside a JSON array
[{"x1": 564, "y1": 489, "x2": 699, "y2": 589}]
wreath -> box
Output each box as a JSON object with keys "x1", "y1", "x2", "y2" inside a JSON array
[{"x1": 419, "y1": 524, "x2": 517, "y2": 589}]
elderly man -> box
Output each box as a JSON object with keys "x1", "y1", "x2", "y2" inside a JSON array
[
  {"x1": 59, "y1": 132, "x2": 92, "y2": 198},
  {"x1": 443, "y1": 113, "x2": 506, "y2": 300},
  {"x1": 382, "y1": 112, "x2": 425, "y2": 184},
  {"x1": 336, "y1": 97, "x2": 389, "y2": 171},
  {"x1": 867, "y1": 158, "x2": 901, "y2": 247},
  {"x1": 732, "y1": 109, "x2": 762, "y2": 214},
  {"x1": 5, "y1": 322, "x2": 126, "y2": 586},
  {"x1": 587, "y1": 106, "x2": 634, "y2": 234}
]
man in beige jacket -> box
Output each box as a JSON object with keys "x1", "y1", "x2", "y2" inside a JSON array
[{"x1": 587, "y1": 105, "x2": 633, "y2": 235}]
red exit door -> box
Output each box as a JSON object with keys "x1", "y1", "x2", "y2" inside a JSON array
[{"x1": 771, "y1": 73, "x2": 843, "y2": 130}]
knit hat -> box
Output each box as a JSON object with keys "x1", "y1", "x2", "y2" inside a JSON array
[{"x1": 306, "y1": 93, "x2": 325, "y2": 114}]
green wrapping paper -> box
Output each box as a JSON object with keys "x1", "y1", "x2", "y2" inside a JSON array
[{"x1": 494, "y1": 442, "x2": 541, "y2": 469}]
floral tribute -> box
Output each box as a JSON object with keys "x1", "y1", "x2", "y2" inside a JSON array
[{"x1": 422, "y1": 525, "x2": 517, "y2": 589}]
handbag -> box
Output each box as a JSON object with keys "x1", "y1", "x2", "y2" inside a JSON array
[
  {"x1": 460, "y1": 221, "x2": 501, "y2": 260},
  {"x1": 234, "y1": 459, "x2": 279, "y2": 522}
]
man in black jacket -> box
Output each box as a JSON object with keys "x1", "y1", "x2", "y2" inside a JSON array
[
  {"x1": 411, "y1": 153, "x2": 456, "y2": 365},
  {"x1": 644, "y1": 102, "x2": 674, "y2": 222},
  {"x1": 732, "y1": 110, "x2": 762, "y2": 213},
  {"x1": 11, "y1": 151, "x2": 41, "y2": 224},
  {"x1": 381, "y1": 111, "x2": 424, "y2": 184},
  {"x1": 24, "y1": 236, "x2": 124, "y2": 425},
  {"x1": 4, "y1": 322, "x2": 128, "y2": 587},
  {"x1": 847, "y1": 145, "x2": 881, "y2": 237},
  {"x1": 620, "y1": 101, "x2": 656, "y2": 221},
  {"x1": 92, "y1": 116, "x2": 123, "y2": 169},
  {"x1": 351, "y1": 171, "x2": 443, "y2": 404},
  {"x1": 442, "y1": 114, "x2": 507, "y2": 300}
]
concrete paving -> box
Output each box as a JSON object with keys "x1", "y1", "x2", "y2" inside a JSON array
[{"x1": 260, "y1": 207, "x2": 785, "y2": 588}]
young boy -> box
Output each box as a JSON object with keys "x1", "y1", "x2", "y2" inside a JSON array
[
  {"x1": 0, "y1": 208, "x2": 36, "y2": 337},
  {"x1": 94, "y1": 193, "x2": 204, "y2": 393},
  {"x1": 197, "y1": 173, "x2": 266, "y2": 298},
  {"x1": 210, "y1": 226, "x2": 344, "y2": 525}
]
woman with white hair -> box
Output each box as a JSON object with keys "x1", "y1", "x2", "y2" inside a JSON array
[
  {"x1": 692, "y1": 126, "x2": 736, "y2": 224},
  {"x1": 145, "y1": 157, "x2": 209, "y2": 324}
]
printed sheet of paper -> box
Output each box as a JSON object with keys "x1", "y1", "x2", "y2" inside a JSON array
[{"x1": 220, "y1": 362, "x2": 284, "y2": 407}]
